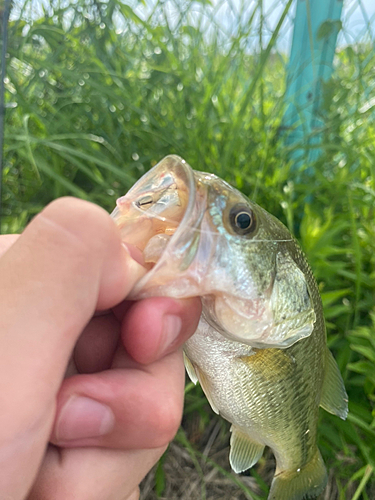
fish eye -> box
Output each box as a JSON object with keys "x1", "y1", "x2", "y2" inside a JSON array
[
  {"x1": 229, "y1": 204, "x2": 257, "y2": 235},
  {"x1": 136, "y1": 194, "x2": 154, "y2": 209}
]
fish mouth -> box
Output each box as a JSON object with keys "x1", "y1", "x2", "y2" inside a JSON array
[{"x1": 112, "y1": 155, "x2": 211, "y2": 298}]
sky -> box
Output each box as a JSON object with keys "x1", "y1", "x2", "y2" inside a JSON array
[
  {"x1": 201, "y1": 0, "x2": 375, "y2": 50},
  {"x1": 9, "y1": 0, "x2": 375, "y2": 52}
]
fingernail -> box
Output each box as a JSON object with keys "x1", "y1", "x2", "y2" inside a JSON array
[
  {"x1": 161, "y1": 315, "x2": 182, "y2": 352},
  {"x1": 56, "y1": 396, "x2": 115, "y2": 442}
]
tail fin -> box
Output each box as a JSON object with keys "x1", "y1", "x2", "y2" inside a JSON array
[{"x1": 268, "y1": 448, "x2": 327, "y2": 500}]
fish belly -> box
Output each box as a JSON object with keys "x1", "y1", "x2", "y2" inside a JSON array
[{"x1": 184, "y1": 316, "x2": 325, "y2": 476}]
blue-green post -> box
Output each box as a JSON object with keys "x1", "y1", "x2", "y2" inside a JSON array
[{"x1": 283, "y1": 0, "x2": 343, "y2": 170}]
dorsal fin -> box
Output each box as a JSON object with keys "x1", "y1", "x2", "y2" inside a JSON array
[
  {"x1": 320, "y1": 348, "x2": 348, "y2": 420},
  {"x1": 229, "y1": 425, "x2": 264, "y2": 473}
]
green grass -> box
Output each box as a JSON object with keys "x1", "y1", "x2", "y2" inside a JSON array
[{"x1": 3, "y1": 0, "x2": 375, "y2": 498}]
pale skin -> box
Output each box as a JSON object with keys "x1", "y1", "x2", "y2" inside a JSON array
[{"x1": 0, "y1": 197, "x2": 202, "y2": 500}]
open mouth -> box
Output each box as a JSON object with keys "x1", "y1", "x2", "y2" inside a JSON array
[{"x1": 111, "y1": 155, "x2": 205, "y2": 296}]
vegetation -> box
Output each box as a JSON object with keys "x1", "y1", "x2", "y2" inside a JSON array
[{"x1": 2, "y1": 0, "x2": 375, "y2": 498}]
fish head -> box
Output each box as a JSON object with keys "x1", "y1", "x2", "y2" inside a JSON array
[{"x1": 112, "y1": 155, "x2": 316, "y2": 348}]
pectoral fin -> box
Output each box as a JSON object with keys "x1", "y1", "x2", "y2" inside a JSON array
[
  {"x1": 196, "y1": 368, "x2": 219, "y2": 414},
  {"x1": 229, "y1": 426, "x2": 264, "y2": 473},
  {"x1": 183, "y1": 352, "x2": 198, "y2": 385},
  {"x1": 320, "y1": 348, "x2": 348, "y2": 420},
  {"x1": 183, "y1": 353, "x2": 219, "y2": 414}
]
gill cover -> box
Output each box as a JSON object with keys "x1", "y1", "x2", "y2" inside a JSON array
[{"x1": 268, "y1": 252, "x2": 316, "y2": 347}]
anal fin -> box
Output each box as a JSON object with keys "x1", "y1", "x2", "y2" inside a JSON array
[
  {"x1": 229, "y1": 426, "x2": 264, "y2": 473},
  {"x1": 320, "y1": 348, "x2": 348, "y2": 420}
]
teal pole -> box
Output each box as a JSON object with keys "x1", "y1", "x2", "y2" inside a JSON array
[{"x1": 283, "y1": 0, "x2": 343, "y2": 170}]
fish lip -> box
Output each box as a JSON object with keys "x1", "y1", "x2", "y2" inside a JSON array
[{"x1": 126, "y1": 155, "x2": 200, "y2": 296}]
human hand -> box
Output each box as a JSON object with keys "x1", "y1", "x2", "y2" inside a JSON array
[{"x1": 0, "y1": 198, "x2": 201, "y2": 500}]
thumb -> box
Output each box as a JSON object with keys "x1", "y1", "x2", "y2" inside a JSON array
[{"x1": 0, "y1": 197, "x2": 144, "y2": 499}]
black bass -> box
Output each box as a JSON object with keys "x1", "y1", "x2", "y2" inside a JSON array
[{"x1": 112, "y1": 155, "x2": 348, "y2": 500}]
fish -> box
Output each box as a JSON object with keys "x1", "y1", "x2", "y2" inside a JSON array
[{"x1": 111, "y1": 155, "x2": 348, "y2": 500}]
